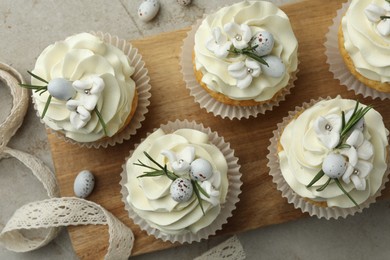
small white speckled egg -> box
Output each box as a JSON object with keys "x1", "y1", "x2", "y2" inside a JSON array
[
  {"x1": 170, "y1": 178, "x2": 193, "y2": 202},
  {"x1": 138, "y1": 0, "x2": 160, "y2": 22},
  {"x1": 47, "y1": 78, "x2": 76, "y2": 101},
  {"x1": 73, "y1": 170, "x2": 95, "y2": 198},
  {"x1": 177, "y1": 0, "x2": 191, "y2": 6},
  {"x1": 260, "y1": 55, "x2": 286, "y2": 78},
  {"x1": 190, "y1": 158, "x2": 213, "y2": 182},
  {"x1": 252, "y1": 31, "x2": 274, "y2": 56},
  {"x1": 322, "y1": 153, "x2": 347, "y2": 179}
]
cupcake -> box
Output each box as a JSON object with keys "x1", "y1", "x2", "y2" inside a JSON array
[
  {"x1": 192, "y1": 1, "x2": 298, "y2": 107},
  {"x1": 268, "y1": 97, "x2": 389, "y2": 218},
  {"x1": 338, "y1": 0, "x2": 390, "y2": 93},
  {"x1": 26, "y1": 32, "x2": 150, "y2": 147},
  {"x1": 121, "y1": 120, "x2": 242, "y2": 242}
]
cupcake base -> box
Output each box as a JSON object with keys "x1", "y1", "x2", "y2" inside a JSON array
[
  {"x1": 325, "y1": 1, "x2": 390, "y2": 100},
  {"x1": 181, "y1": 19, "x2": 298, "y2": 120},
  {"x1": 267, "y1": 96, "x2": 390, "y2": 219},
  {"x1": 41, "y1": 32, "x2": 151, "y2": 149},
  {"x1": 120, "y1": 119, "x2": 242, "y2": 243}
]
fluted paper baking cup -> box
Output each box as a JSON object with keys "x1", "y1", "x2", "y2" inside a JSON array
[
  {"x1": 266, "y1": 96, "x2": 390, "y2": 219},
  {"x1": 324, "y1": 1, "x2": 390, "y2": 100},
  {"x1": 120, "y1": 119, "x2": 242, "y2": 243},
  {"x1": 180, "y1": 19, "x2": 298, "y2": 120},
  {"x1": 33, "y1": 31, "x2": 151, "y2": 148}
]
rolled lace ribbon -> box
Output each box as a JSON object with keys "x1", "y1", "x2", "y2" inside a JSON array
[
  {"x1": 0, "y1": 63, "x2": 134, "y2": 259},
  {"x1": 194, "y1": 235, "x2": 246, "y2": 260},
  {"x1": 0, "y1": 62, "x2": 245, "y2": 259}
]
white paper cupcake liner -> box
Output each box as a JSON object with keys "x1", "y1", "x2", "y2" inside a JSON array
[
  {"x1": 34, "y1": 31, "x2": 151, "y2": 149},
  {"x1": 266, "y1": 96, "x2": 390, "y2": 219},
  {"x1": 120, "y1": 119, "x2": 242, "y2": 243},
  {"x1": 324, "y1": 1, "x2": 390, "y2": 100},
  {"x1": 180, "y1": 19, "x2": 298, "y2": 120}
]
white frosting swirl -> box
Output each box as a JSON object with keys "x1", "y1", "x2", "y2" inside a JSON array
[
  {"x1": 341, "y1": 0, "x2": 390, "y2": 83},
  {"x1": 278, "y1": 97, "x2": 388, "y2": 208},
  {"x1": 125, "y1": 128, "x2": 228, "y2": 235},
  {"x1": 194, "y1": 1, "x2": 298, "y2": 102},
  {"x1": 31, "y1": 33, "x2": 136, "y2": 142}
]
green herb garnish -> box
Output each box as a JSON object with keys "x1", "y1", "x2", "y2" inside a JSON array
[
  {"x1": 94, "y1": 107, "x2": 108, "y2": 137},
  {"x1": 20, "y1": 71, "x2": 108, "y2": 136},
  {"x1": 306, "y1": 101, "x2": 372, "y2": 208},
  {"x1": 229, "y1": 37, "x2": 269, "y2": 66},
  {"x1": 381, "y1": 0, "x2": 390, "y2": 20},
  {"x1": 335, "y1": 179, "x2": 359, "y2": 207},
  {"x1": 337, "y1": 102, "x2": 371, "y2": 147},
  {"x1": 135, "y1": 151, "x2": 209, "y2": 215}
]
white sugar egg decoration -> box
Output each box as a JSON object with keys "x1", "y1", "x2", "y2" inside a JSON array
[
  {"x1": 170, "y1": 178, "x2": 193, "y2": 202},
  {"x1": 177, "y1": 0, "x2": 191, "y2": 6},
  {"x1": 138, "y1": 0, "x2": 160, "y2": 22},
  {"x1": 252, "y1": 31, "x2": 274, "y2": 56},
  {"x1": 322, "y1": 153, "x2": 347, "y2": 179},
  {"x1": 190, "y1": 158, "x2": 213, "y2": 181},
  {"x1": 47, "y1": 78, "x2": 76, "y2": 101},
  {"x1": 260, "y1": 55, "x2": 286, "y2": 78},
  {"x1": 73, "y1": 170, "x2": 95, "y2": 198}
]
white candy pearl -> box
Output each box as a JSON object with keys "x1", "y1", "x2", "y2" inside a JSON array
[
  {"x1": 190, "y1": 158, "x2": 213, "y2": 181},
  {"x1": 138, "y1": 0, "x2": 160, "y2": 22},
  {"x1": 322, "y1": 153, "x2": 347, "y2": 179},
  {"x1": 73, "y1": 170, "x2": 95, "y2": 198},
  {"x1": 170, "y1": 178, "x2": 193, "y2": 202},
  {"x1": 260, "y1": 55, "x2": 286, "y2": 78},
  {"x1": 47, "y1": 78, "x2": 76, "y2": 101},
  {"x1": 252, "y1": 31, "x2": 274, "y2": 56},
  {"x1": 177, "y1": 0, "x2": 191, "y2": 6}
]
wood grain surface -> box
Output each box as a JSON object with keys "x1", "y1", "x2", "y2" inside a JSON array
[{"x1": 48, "y1": 0, "x2": 390, "y2": 258}]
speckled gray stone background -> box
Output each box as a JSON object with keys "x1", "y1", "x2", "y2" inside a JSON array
[{"x1": 1, "y1": 0, "x2": 390, "y2": 259}]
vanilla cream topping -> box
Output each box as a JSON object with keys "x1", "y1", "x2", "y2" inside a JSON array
[
  {"x1": 31, "y1": 33, "x2": 136, "y2": 142},
  {"x1": 278, "y1": 97, "x2": 388, "y2": 208},
  {"x1": 194, "y1": 1, "x2": 298, "y2": 102},
  {"x1": 341, "y1": 0, "x2": 390, "y2": 83},
  {"x1": 125, "y1": 128, "x2": 228, "y2": 235}
]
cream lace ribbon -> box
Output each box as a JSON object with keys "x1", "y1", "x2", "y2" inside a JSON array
[
  {"x1": 194, "y1": 236, "x2": 246, "y2": 260},
  {"x1": 0, "y1": 63, "x2": 134, "y2": 259},
  {"x1": 0, "y1": 61, "x2": 246, "y2": 259}
]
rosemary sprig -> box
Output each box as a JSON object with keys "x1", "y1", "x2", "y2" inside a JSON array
[
  {"x1": 335, "y1": 179, "x2": 359, "y2": 208},
  {"x1": 135, "y1": 151, "x2": 177, "y2": 181},
  {"x1": 306, "y1": 101, "x2": 371, "y2": 208},
  {"x1": 20, "y1": 71, "x2": 109, "y2": 137},
  {"x1": 337, "y1": 144, "x2": 351, "y2": 149},
  {"x1": 192, "y1": 180, "x2": 206, "y2": 215},
  {"x1": 19, "y1": 83, "x2": 46, "y2": 89},
  {"x1": 41, "y1": 95, "x2": 52, "y2": 119},
  {"x1": 228, "y1": 37, "x2": 269, "y2": 66},
  {"x1": 94, "y1": 107, "x2": 108, "y2": 137},
  {"x1": 28, "y1": 70, "x2": 48, "y2": 84},
  {"x1": 193, "y1": 180, "x2": 210, "y2": 199},
  {"x1": 135, "y1": 151, "x2": 210, "y2": 215},
  {"x1": 316, "y1": 177, "x2": 331, "y2": 192},
  {"x1": 20, "y1": 71, "x2": 49, "y2": 91},
  {"x1": 337, "y1": 102, "x2": 372, "y2": 148},
  {"x1": 306, "y1": 170, "x2": 324, "y2": 188}
]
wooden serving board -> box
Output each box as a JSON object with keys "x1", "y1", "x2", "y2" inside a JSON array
[{"x1": 48, "y1": 0, "x2": 390, "y2": 258}]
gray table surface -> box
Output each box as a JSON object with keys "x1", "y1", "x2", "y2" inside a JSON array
[{"x1": 1, "y1": 0, "x2": 389, "y2": 259}]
